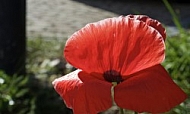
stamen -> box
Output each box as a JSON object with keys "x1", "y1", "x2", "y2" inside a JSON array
[{"x1": 103, "y1": 70, "x2": 123, "y2": 83}]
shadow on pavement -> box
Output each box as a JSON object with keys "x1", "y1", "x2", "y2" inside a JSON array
[{"x1": 72, "y1": 0, "x2": 190, "y2": 28}]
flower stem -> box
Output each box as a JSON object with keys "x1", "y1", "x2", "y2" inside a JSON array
[
  {"x1": 112, "y1": 82, "x2": 125, "y2": 114},
  {"x1": 119, "y1": 108, "x2": 124, "y2": 114},
  {"x1": 111, "y1": 82, "x2": 117, "y2": 104}
]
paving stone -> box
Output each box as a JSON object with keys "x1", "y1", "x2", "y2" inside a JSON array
[{"x1": 27, "y1": 0, "x2": 190, "y2": 40}]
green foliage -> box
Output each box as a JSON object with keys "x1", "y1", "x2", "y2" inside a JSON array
[
  {"x1": 164, "y1": 33, "x2": 190, "y2": 91},
  {"x1": 27, "y1": 38, "x2": 65, "y2": 77},
  {"x1": 161, "y1": 0, "x2": 190, "y2": 113},
  {"x1": 0, "y1": 71, "x2": 33, "y2": 114},
  {"x1": 162, "y1": 0, "x2": 184, "y2": 33},
  {"x1": 0, "y1": 38, "x2": 72, "y2": 114},
  {"x1": 26, "y1": 38, "x2": 72, "y2": 114},
  {"x1": 27, "y1": 37, "x2": 63, "y2": 78},
  {"x1": 163, "y1": 32, "x2": 190, "y2": 113},
  {"x1": 27, "y1": 38, "x2": 64, "y2": 62}
]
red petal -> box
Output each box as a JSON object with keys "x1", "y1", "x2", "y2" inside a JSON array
[
  {"x1": 52, "y1": 70, "x2": 82, "y2": 108},
  {"x1": 114, "y1": 65, "x2": 187, "y2": 113},
  {"x1": 127, "y1": 15, "x2": 166, "y2": 40},
  {"x1": 64, "y1": 16, "x2": 165, "y2": 77},
  {"x1": 53, "y1": 70, "x2": 112, "y2": 114}
]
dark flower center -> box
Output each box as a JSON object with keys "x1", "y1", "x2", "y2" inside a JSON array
[{"x1": 103, "y1": 70, "x2": 123, "y2": 83}]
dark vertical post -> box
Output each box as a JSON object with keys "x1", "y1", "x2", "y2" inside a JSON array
[{"x1": 0, "y1": 0, "x2": 26, "y2": 75}]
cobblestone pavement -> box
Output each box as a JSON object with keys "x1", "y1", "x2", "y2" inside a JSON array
[{"x1": 27, "y1": 0, "x2": 190, "y2": 39}]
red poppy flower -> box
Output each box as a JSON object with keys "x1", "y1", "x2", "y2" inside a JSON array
[{"x1": 53, "y1": 15, "x2": 187, "y2": 114}]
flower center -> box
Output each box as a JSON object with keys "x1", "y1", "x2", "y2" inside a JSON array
[{"x1": 103, "y1": 70, "x2": 123, "y2": 83}]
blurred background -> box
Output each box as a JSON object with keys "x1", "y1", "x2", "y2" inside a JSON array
[
  {"x1": 27, "y1": 0, "x2": 190, "y2": 39},
  {"x1": 0, "y1": 0, "x2": 190, "y2": 114}
]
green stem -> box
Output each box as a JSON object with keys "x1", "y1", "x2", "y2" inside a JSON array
[
  {"x1": 112, "y1": 82, "x2": 124, "y2": 114},
  {"x1": 111, "y1": 82, "x2": 139, "y2": 114},
  {"x1": 119, "y1": 108, "x2": 124, "y2": 114},
  {"x1": 162, "y1": 0, "x2": 184, "y2": 34},
  {"x1": 111, "y1": 82, "x2": 117, "y2": 104}
]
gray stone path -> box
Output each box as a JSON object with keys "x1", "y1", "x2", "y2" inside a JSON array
[{"x1": 27, "y1": 0, "x2": 190, "y2": 39}]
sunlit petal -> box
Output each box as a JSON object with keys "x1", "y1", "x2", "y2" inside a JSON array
[
  {"x1": 53, "y1": 70, "x2": 112, "y2": 114},
  {"x1": 114, "y1": 64, "x2": 187, "y2": 113},
  {"x1": 52, "y1": 70, "x2": 82, "y2": 108},
  {"x1": 64, "y1": 16, "x2": 165, "y2": 77},
  {"x1": 127, "y1": 15, "x2": 166, "y2": 40}
]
